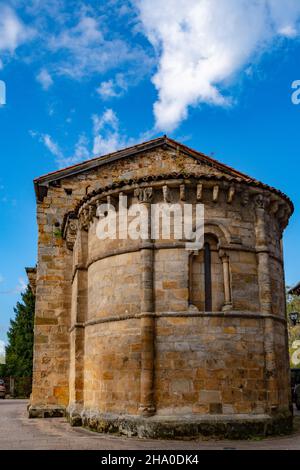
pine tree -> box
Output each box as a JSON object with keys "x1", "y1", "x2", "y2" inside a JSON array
[{"x1": 5, "y1": 285, "x2": 35, "y2": 377}]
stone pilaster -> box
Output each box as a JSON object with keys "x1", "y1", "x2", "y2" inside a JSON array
[
  {"x1": 138, "y1": 191, "x2": 156, "y2": 417},
  {"x1": 255, "y1": 195, "x2": 272, "y2": 313},
  {"x1": 255, "y1": 195, "x2": 278, "y2": 410},
  {"x1": 68, "y1": 227, "x2": 88, "y2": 426}
]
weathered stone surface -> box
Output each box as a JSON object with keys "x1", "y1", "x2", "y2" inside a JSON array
[
  {"x1": 79, "y1": 410, "x2": 293, "y2": 440},
  {"x1": 30, "y1": 137, "x2": 293, "y2": 438},
  {"x1": 28, "y1": 405, "x2": 65, "y2": 418}
]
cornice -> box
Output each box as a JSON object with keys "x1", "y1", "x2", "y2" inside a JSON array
[{"x1": 61, "y1": 172, "x2": 292, "y2": 251}]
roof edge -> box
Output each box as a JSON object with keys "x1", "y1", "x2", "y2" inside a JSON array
[
  {"x1": 289, "y1": 282, "x2": 300, "y2": 296},
  {"x1": 33, "y1": 135, "x2": 294, "y2": 211},
  {"x1": 35, "y1": 136, "x2": 166, "y2": 183}
]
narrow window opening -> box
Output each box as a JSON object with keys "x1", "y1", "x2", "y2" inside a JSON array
[{"x1": 204, "y1": 242, "x2": 212, "y2": 312}]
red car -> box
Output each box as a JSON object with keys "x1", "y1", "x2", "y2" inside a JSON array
[{"x1": 0, "y1": 379, "x2": 5, "y2": 399}]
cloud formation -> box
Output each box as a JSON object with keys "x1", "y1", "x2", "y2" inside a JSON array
[
  {"x1": 31, "y1": 109, "x2": 129, "y2": 168},
  {"x1": 0, "y1": 5, "x2": 33, "y2": 57},
  {"x1": 136, "y1": 0, "x2": 300, "y2": 131},
  {"x1": 36, "y1": 69, "x2": 53, "y2": 90},
  {"x1": 2, "y1": 1, "x2": 152, "y2": 95},
  {"x1": 0, "y1": 276, "x2": 27, "y2": 295},
  {"x1": 92, "y1": 108, "x2": 124, "y2": 155},
  {"x1": 15, "y1": 277, "x2": 27, "y2": 294},
  {"x1": 31, "y1": 107, "x2": 154, "y2": 168},
  {"x1": 47, "y1": 14, "x2": 135, "y2": 79},
  {"x1": 57, "y1": 134, "x2": 91, "y2": 168},
  {"x1": 97, "y1": 74, "x2": 128, "y2": 100},
  {"x1": 40, "y1": 133, "x2": 63, "y2": 159}
]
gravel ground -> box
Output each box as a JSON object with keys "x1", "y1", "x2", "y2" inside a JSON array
[{"x1": 0, "y1": 399, "x2": 300, "y2": 450}]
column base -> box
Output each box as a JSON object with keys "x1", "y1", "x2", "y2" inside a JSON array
[
  {"x1": 80, "y1": 410, "x2": 293, "y2": 439},
  {"x1": 28, "y1": 404, "x2": 66, "y2": 418},
  {"x1": 139, "y1": 405, "x2": 156, "y2": 417},
  {"x1": 222, "y1": 303, "x2": 233, "y2": 312},
  {"x1": 66, "y1": 404, "x2": 83, "y2": 427}
]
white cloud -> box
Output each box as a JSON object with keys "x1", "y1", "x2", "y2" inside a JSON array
[
  {"x1": 36, "y1": 68, "x2": 53, "y2": 90},
  {"x1": 30, "y1": 130, "x2": 66, "y2": 164},
  {"x1": 31, "y1": 107, "x2": 145, "y2": 168},
  {"x1": 135, "y1": 0, "x2": 300, "y2": 131},
  {"x1": 91, "y1": 109, "x2": 155, "y2": 156},
  {"x1": 278, "y1": 25, "x2": 298, "y2": 39},
  {"x1": 92, "y1": 108, "x2": 125, "y2": 155},
  {"x1": 0, "y1": 5, "x2": 34, "y2": 54},
  {"x1": 50, "y1": 15, "x2": 103, "y2": 51},
  {"x1": 41, "y1": 134, "x2": 63, "y2": 159},
  {"x1": 15, "y1": 277, "x2": 27, "y2": 294},
  {"x1": 0, "y1": 276, "x2": 28, "y2": 295},
  {"x1": 1, "y1": 2, "x2": 152, "y2": 96},
  {"x1": 267, "y1": 0, "x2": 300, "y2": 36},
  {"x1": 0, "y1": 275, "x2": 4, "y2": 284},
  {"x1": 97, "y1": 80, "x2": 119, "y2": 99},
  {"x1": 30, "y1": 128, "x2": 92, "y2": 168},
  {"x1": 47, "y1": 12, "x2": 149, "y2": 80},
  {"x1": 97, "y1": 73, "x2": 128, "y2": 100},
  {"x1": 58, "y1": 134, "x2": 90, "y2": 168},
  {"x1": 73, "y1": 134, "x2": 90, "y2": 161},
  {"x1": 93, "y1": 109, "x2": 119, "y2": 134}
]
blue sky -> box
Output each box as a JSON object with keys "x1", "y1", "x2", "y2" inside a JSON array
[{"x1": 0, "y1": 0, "x2": 300, "y2": 346}]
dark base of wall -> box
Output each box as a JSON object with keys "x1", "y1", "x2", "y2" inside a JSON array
[
  {"x1": 29, "y1": 405, "x2": 293, "y2": 439},
  {"x1": 72, "y1": 410, "x2": 293, "y2": 440},
  {"x1": 28, "y1": 405, "x2": 66, "y2": 419},
  {"x1": 66, "y1": 405, "x2": 83, "y2": 427}
]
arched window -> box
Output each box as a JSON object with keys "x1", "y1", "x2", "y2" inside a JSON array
[{"x1": 189, "y1": 235, "x2": 225, "y2": 312}]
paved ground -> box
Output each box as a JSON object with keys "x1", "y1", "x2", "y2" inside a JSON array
[{"x1": 0, "y1": 400, "x2": 300, "y2": 450}]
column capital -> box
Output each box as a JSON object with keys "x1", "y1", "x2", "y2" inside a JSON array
[
  {"x1": 134, "y1": 187, "x2": 153, "y2": 203},
  {"x1": 219, "y1": 249, "x2": 229, "y2": 261}
]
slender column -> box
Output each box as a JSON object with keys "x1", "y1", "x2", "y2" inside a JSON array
[
  {"x1": 255, "y1": 195, "x2": 278, "y2": 410},
  {"x1": 219, "y1": 251, "x2": 232, "y2": 311},
  {"x1": 139, "y1": 248, "x2": 155, "y2": 416},
  {"x1": 68, "y1": 224, "x2": 88, "y2": 425},
  {"x1": 137, "y1": 189, "x2": 156, "y2": 417}
]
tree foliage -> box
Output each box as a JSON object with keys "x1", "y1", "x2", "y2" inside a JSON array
[
  {"x1": 286, "y1": 288, "x2": 300, "y2": 369},
  {"x1": 4, "y1": 285, "x2": 35, "y2": 377}
]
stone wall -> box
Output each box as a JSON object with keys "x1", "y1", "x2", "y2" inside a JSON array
[
  {"x1": 84, "y1": 319, "x2": 141, "y2": 414},
  {"x1": 88, "y1": 252, "x2": 141, "y2": 319},
  {"x1": 155, "y1": 315, "x2": 266, "y2": 416},
  {"x1": 29, "y1": 141, "x2": 293, "y2": 436}
]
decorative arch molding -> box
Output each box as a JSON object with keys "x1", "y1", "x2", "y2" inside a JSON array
[
  {"x1": 189, "y1": 223, "x2": 233, "y2": 313},
  {"x1": 189, "y1": 219, "x2": 231, "y2": 254},
  {"x1": 203, "y1": 220, "x2": 231, "y2": 247}
]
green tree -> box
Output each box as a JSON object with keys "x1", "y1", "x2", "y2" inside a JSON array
[
  {"x1": 286, "y1": 288, "x2": 300, "y2": 369},
  {"x1": 5, "y1": 285, "x2": 35, "y2": 377}
]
